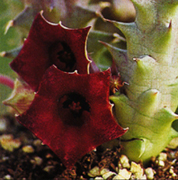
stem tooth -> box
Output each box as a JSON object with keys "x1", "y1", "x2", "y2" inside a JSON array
[
  {"x1": 102, "y1": 42, "x2": 128, "y2": 68},
  {"x1": 4, "y1": 20, "x2": 14, "y2": 34},
  {"x1": 113, "y1": 21, "x2": 136, "y2": 38},
  {"x1": 137, "y1": 89, "x2": 160, "y2": 115},
  {"x1": 0, "y1": 47, "x2": 22, "y2": 59},
  {"x1": 0, "y1": 51, "x2": 6, "y2": 57}
]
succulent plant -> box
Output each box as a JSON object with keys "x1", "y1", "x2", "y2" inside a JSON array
[
  {"x1": 105, "y1": 0, "x2": 178, "y2": 165},
  {"x1": 1, "y1": 0, "x2": 178, "y2": 171}
]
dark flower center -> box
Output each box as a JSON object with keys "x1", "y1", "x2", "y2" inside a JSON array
[
  {"x1": 49, "y1": 42, "x2": 76, "y2": 72},
  {"x1": 58, "y1": 93, "x2": 90, "y2": 126},
  {"x1": 61, "y1": 93, "x2": 90, "y2": 118}
]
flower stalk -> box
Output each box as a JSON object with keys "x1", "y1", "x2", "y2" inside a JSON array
[{"x1": 0, "y1": 74, "x2": 14, "y2": 89}]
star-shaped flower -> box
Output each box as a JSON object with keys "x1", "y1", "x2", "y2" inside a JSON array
[
  {"x1": 10, "y1": 12, "x2": 90, "y2": 91},
  {"x1": 16, "y1": 65, "x2": 127, "y2": 169}
]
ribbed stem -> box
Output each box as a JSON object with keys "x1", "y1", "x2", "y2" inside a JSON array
[{"x1": 0, "y1": 74, "x2": 14, "y2": 89}]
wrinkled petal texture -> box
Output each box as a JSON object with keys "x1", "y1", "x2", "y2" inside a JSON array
[
  {"x1": 16, "y1": 65, "x2": 127, "y2": 169},
  {"x1": 10, "y1": 12, "x2": 90, "y2": 91}
]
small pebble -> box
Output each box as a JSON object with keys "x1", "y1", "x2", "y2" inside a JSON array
[
  {"x1": 2, "y1": 156, "x2": 9, "y2": 161},
  {"x1": 102, "y1": 171, "x2": 116, "y2": 179},
  {"x1": 22, "y1": 145, "x2": 34, "y2": 153},
  {"x1": 33, "y1": 139, "x2": 42, "y2": 146},
  {"x1": 3, "y1": 174, "x2": 12, "y2": 180},
  {"x1": 30, "y1": 156, "x2": 43, "y2": 166},
  {"x1": 0, "y1": 134, "x2": 21, "y2": 152},
  {"x1": 130, "y1": 161, "x2": 144, "y2": 179},
  {"x1": 145, "y1": 167, "x2": 155, "y2": 179},
  {"x1": 119, "y1": 155, "x2": 130, "y2": 168},
  {"x1": 0, "y1": 134, "x2": 13, "y2": 140},
  {"x1": 94, "y1": 177, "x2": 103, "y2": 180},
  {"x1": 169, "y1": 151, "x2": 176, "y2": 159},
  {"x1": 80, "y1": 176, "x2": 85, "y2": 180},
  {"x1": 100, "y1": 168, "x2": 116, "y2": 179},
  {"x1": 43, "y1": 165, "x2": 54, "y2": 172},
  {"x1": 113, "y1": 169, "x2": 131, "y2": 179},
  {"x1": 88, "y1": 166, "x2": 100, "y2": 177},
  {"x1": 167, "y1": 137, "x2": 178, "y2": 149},
  {"x1": 169, "y1": 166, "x2": 174, "y2": 173},
  {"x1": 34, "y1": 156, "x2": 43, "y2": 165},
  {"x1": 158, "y1": 152, "x2": 167, "y2": 161},
  {"x1": 140, "y1": 174, "x2": 147, "y2": 179},
  {"x1": 46, "y1": 153, "x2": 53, "y2": 158},
  {"x1": 169, "y1": 166, "x2": 177, "y2": 177},
  {"x1": 158, "y1": 160, "x2": 165, "y2": 167},
  {"x1": 0, "y1": 118, "x2": 7, "y2": 132},
  {"x1": 100, "y1": 168, "x2": 110, "y2": 175}
]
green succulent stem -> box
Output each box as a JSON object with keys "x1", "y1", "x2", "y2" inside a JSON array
[{"x1": 106, "y1": 0, "x2": 178, "y2": 165}]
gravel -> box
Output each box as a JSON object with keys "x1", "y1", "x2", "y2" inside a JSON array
[{"x1": 0, "y1": 114, "x2": 178, "y2": 179}]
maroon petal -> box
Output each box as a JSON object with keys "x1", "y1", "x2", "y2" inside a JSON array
[
  {"x1": 10, "y1": 12, "x2": 91, "y2": 91},
  {"x1": 16, "y1": 65, "x2": 127, "y2": 169}
]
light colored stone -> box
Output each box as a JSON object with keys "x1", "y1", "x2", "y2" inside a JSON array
[
  {"x1": 34, "y1": 156, "x2": 43, "y2": 165},
  {"x1": 169, "y1": 151, "x2": 176, "y2": 159},
  {"x1": 169, "y1": 166, "x2": 177, "y2": 177},
  {"x1": 46, "y1": 153, "x2": 53, "y2": 158},
  {"x1": 113, "y1": 169, "x2": 131, "y2": 179},
  {"x1": 88, "y1": 166, "x2": 100, "y2": 177},
  {"x1": 145, "y1": 167, "x2": 155, "y2": 179},
  {"x1": 100, "y1": 168, "x2": 110, "y2": 175},
  {"x1": 22, "y1": 145, "x2": 34, "y2": 153},
  {"x1": 167, "y1": 137, "x2": 178, "y2": 149},
  {"x1": 94, "y1": 177, "x2": 103, "y2": 180},
  {"x1": 158, "y1": 152, "x2": 167, "y2": 161},
  {"x1": 33, "y1": 139, "x2": 42, "y2": 146},
  {"x1": 113, "y1": 174, "x2": 126, "y2": 180},
  {"x1": 119, "y1": 155, "x2": 130, "y2": 168},
  {"x1": 2, "y1": 156, "x2": 9, "y2": 161},
  {"x1": 0, "y1": 134, "x2": 21, "y2": 152},
  {"x1": 100, "y1": 168, "x2": 117, "y2": 179},
  {"x1": 130, "y1": 162, "x2": 144, "y2": 179},
  {"x1": 0, "y1": 118, "x2": 7, "y2": 132},
  {"x1": 140, "y1": 174, "x2": 147, "y2": 179},
  {"x1": 43, "y1": 165, "x2": 54, "y2": 172},
  {"x1": 0, "y1": 134, "x2": 13, "y2": 141},
  {"x1": 102, "y1": 171, "x2": 117, "y2": 179},
  {"x1": 131, "y1": 174, "x2": 146, "y2": 180},
  {"x1": 3, "y1": 174, "x2": 12, "y2": 180},
  {"x1": 158, "y1": 160, "x2": 165, "y2": 167},
  {"x1": 30, "y1": 156, "x2": 43, "y2": 165}
]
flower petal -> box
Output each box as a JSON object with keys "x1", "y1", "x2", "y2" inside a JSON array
[
  {"x1": 10, "y1": 12, "x2": 91, "y2": 91},
  {"x1": 16, "y1": 65, "x2": 127, "y2": 169}
]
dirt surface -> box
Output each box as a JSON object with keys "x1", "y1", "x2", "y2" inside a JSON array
[{"x1": 0, "y1": 114, "x2": 178, "y2": 179}]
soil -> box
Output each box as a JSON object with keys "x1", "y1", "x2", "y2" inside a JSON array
[{"x1": 0, "y1": 114, "x2": 178, "y2": 180}]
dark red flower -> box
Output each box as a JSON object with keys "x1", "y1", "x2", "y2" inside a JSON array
[
  {"x1": 16, "y1": 65, "x2": 127, "y2": 169},
  {"x1": 10, "y1": 12, "x2": 90, "y2": 91}
]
